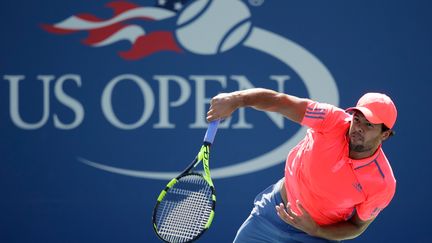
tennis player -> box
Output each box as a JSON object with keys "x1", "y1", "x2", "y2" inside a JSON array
[{"x1": 206, "y1": 88, "x2": 397, "y2": 242}]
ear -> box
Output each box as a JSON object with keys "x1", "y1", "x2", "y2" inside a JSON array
[{"x1": 381, "y1": 130, "x2": 391, "y2": 141}]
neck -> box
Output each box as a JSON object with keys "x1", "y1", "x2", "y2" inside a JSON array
[
  {"x1": 349, "y1": 149, "x2": 375, "y2": 160},
  {"x1": 349, "y1": 144, "x2": 380, "y2": 160}
]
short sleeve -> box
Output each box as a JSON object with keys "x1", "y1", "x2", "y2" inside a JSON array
[
  {"x1": 301, "y1": 100, "x2": 350, "y2": 133},
  {"x1": 356, "y1": 185, "x2": 396, "y2": 221}
]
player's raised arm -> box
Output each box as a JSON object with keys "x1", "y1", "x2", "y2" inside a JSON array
[{"x1": 206, "y1": 88, "x2": 309, "y2": 123}]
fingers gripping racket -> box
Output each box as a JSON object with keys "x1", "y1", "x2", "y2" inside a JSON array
[{"x1": 152, "y1": 120, "x2": 220, "y2": 243}]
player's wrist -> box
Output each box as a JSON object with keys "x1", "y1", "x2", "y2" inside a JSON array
[
  {"x1": 314, "y1": 226, "x2": 322, "y2": 237},
  {"x1": 230, "y1": 91, "x2": 245, "y2": 108}
]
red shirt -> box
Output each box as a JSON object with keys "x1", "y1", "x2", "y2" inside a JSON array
[{"x1": 284, "y1": 101, "x2": 396, "y2": 225}]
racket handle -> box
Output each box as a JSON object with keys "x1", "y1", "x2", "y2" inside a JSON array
[{"x1": 204, "y1": 120, "x2": 220, "y2": 144}]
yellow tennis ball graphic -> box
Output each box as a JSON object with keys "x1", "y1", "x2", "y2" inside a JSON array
[{"x1": 176, "y1": 0, "x2": 252, "y2": 55}]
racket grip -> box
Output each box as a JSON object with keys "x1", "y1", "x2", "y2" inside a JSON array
[{"x1": 204, "y1": 120, "x2": 220, "y2": 144}]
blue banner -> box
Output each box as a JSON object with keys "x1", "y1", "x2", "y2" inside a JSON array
[{"x1": 1, "y1": 0, "x2": 430, "y2": 242}]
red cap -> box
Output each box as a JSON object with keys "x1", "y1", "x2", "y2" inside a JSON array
[{"x1": 346, "y1": 93, "x2": 398, "y2": 129}]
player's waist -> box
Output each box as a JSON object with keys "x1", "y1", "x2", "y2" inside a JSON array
[{"x1": 281, "y1": 177, "x2": 356, "y2": 226}]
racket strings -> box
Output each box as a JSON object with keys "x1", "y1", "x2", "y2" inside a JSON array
[{"x1": 155, "y1": 175, "x2": 213, "y2": 242}]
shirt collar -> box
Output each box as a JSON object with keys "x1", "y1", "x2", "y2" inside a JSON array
[
  {"x1": 344, "y1": 133, "x2": 382, "y2": 167},
  {"x1": 347, "y1": 145, "x2": 382, "y2": 169}
]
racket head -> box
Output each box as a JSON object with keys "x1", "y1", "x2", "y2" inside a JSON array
[{"x1": 152, "y1": 173, "x2": 216, "y2": 243}]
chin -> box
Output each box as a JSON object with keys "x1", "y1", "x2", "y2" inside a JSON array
[{"x1": 349, "y1": 143, "x2": 366, "y2": 152}]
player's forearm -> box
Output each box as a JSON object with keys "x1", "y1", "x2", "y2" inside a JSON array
[
  {"x1": 234, "y1": 88, "x2": 283, "y2": 110},
  {"x1": 234, "y1": 88, "x2": 308, "y2": 123},
  {"x1": 207, "y1": 88, "x2": 308, "y2": 122},
  {"x1": 313, "y1": 221, "x2": 368, "y2": 241}
]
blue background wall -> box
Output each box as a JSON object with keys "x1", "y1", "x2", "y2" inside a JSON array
[{"x1": 1, "y1": 0, "x2": 431, "y2": 242}]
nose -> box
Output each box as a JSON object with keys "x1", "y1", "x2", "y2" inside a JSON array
[{"x1": 354, "y1": 123, "x2": 364, "y2": 133}]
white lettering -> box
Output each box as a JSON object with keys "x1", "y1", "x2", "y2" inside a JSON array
[
  {"x1": 53, "y1": 74, "x2": 85, "y2": 129},
  {"x1": 4, "y1": 75, "x2": 53, "y2": 129},
  {"x1": 101, "y1": 74, "x2": 155, "y2": 129},
  {"x1": 4, "y1": 74, "x2": 289, "y2": 130},
  {"x1": 189, "y1": 75, "x2": 227, "y2": 128},
  {"x1": 153, "y1": 75, "x2": 191, "y2": 129}
]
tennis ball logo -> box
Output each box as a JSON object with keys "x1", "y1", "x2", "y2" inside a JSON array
[{"x1": 176, "y1": 0, "x2": 252, "y2": 55}]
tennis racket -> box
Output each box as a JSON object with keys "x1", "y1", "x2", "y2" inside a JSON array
[{"x1": 152, "y1": 120, "x2": 220, "y2": 243}]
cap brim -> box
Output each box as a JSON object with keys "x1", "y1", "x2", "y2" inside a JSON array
[{"x1": 346, "y1": 107, "x2": 383, "y2": 125}]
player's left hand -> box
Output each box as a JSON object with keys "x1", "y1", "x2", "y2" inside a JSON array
[{"x1": 275, "y1": 200, "x2": 320, "y2": 236}]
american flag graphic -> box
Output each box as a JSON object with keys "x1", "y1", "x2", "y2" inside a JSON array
[{"x1": 42, "y1": 0, "x2": 192, "y2": 60}]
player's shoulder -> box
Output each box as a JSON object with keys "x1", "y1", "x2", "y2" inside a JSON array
[
  {"x1": 355, "y1": 148, "x2": 396, "y2": 195},
  {"x1": 373, "y1": 149, "x2": 396, "y2": 193},
  {"x1": 304, "y1": 100, "x2": 350, "y2": 122}
]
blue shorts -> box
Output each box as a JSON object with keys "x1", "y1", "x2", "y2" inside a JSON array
[{"x1": 233, "y1": 179, "x2": 341, "y2": 243}]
